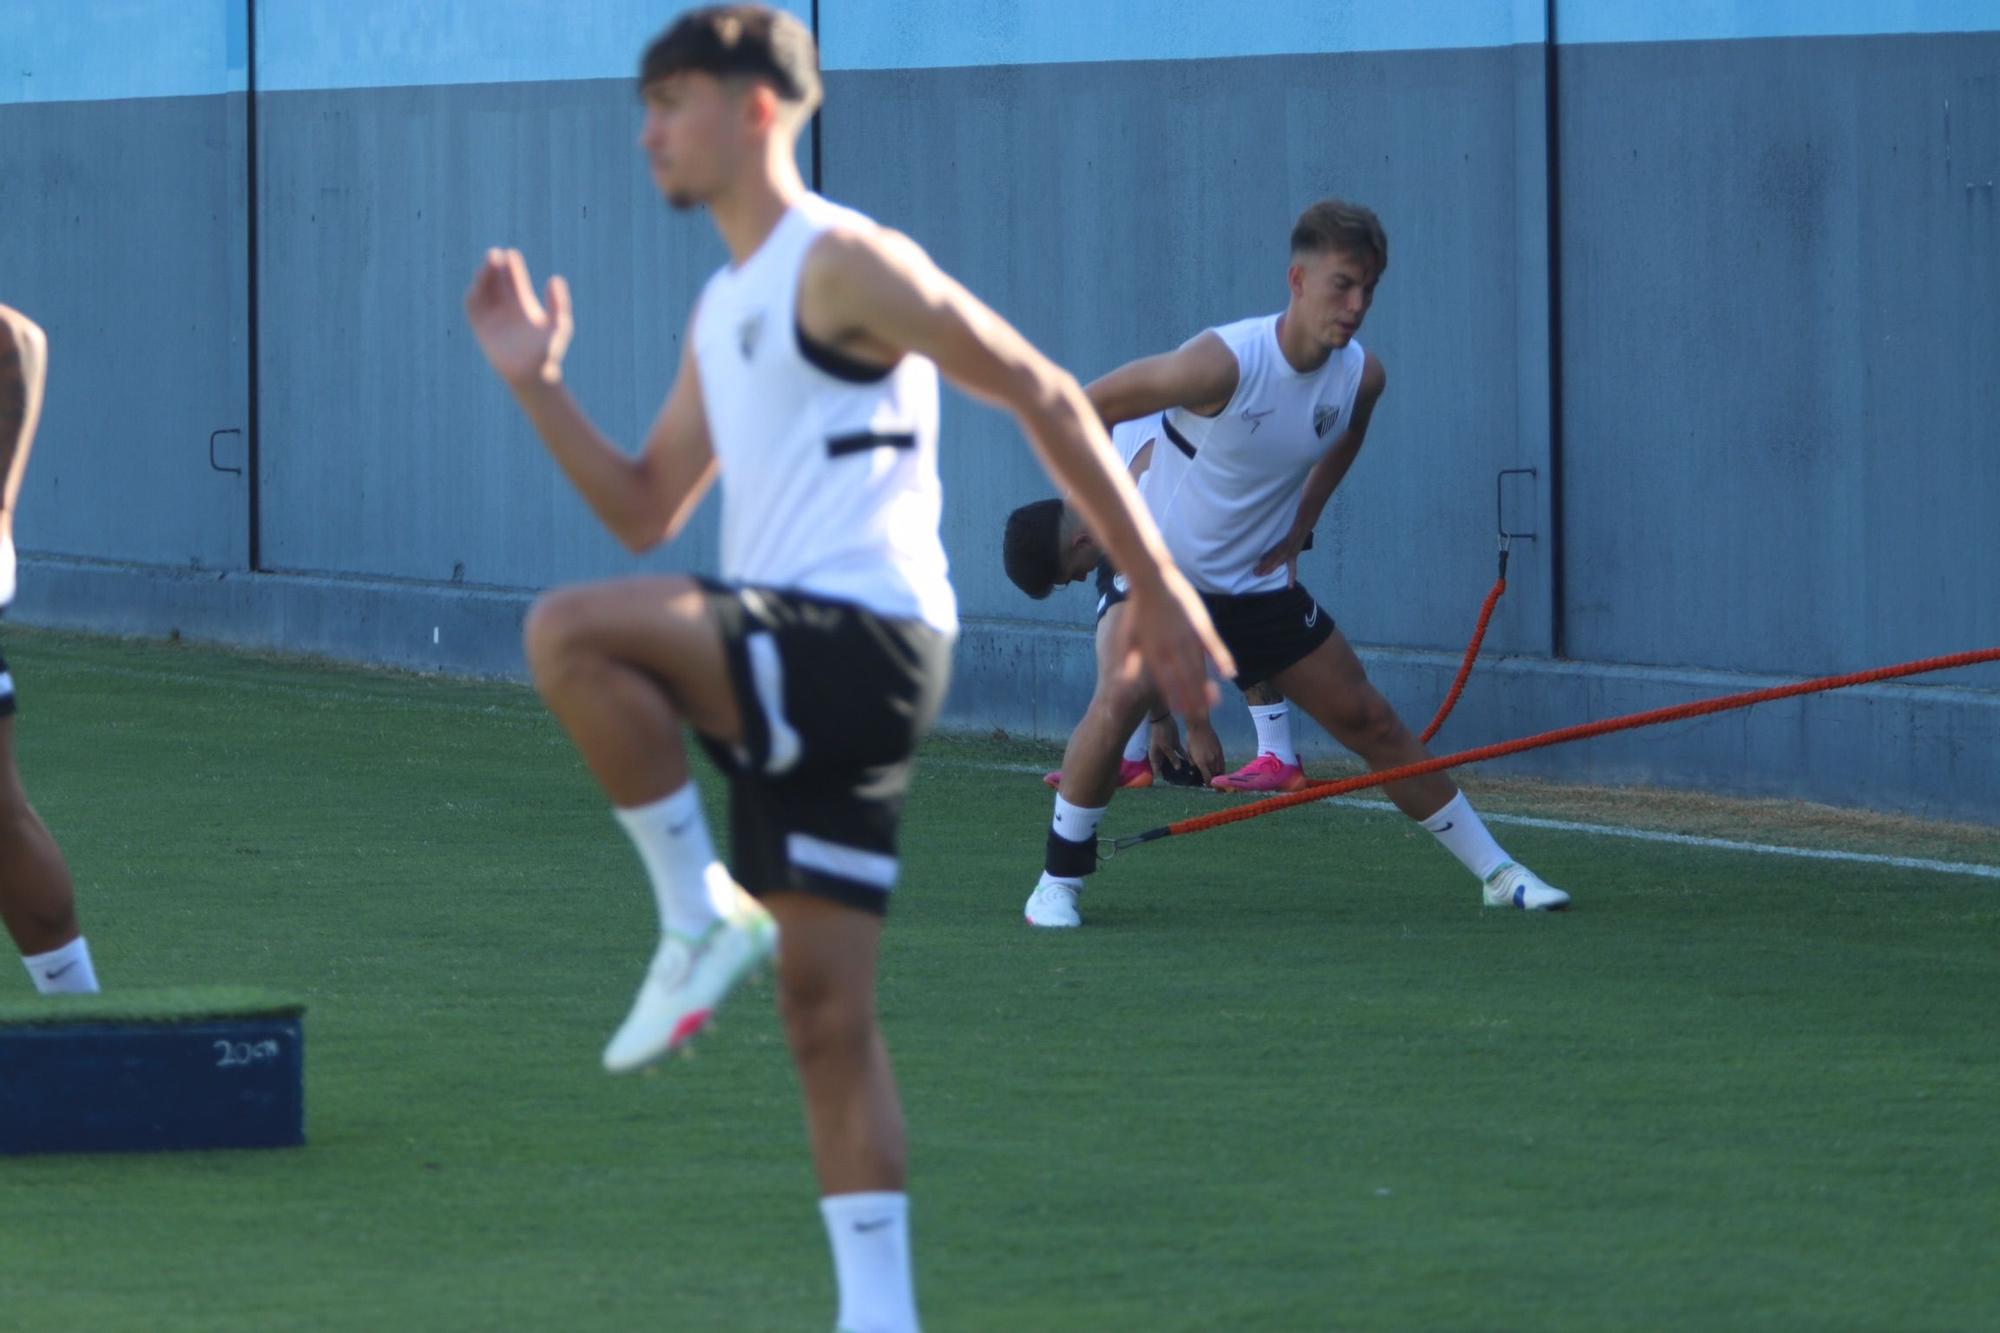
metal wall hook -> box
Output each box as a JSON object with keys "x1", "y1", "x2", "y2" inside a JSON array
[
  {"x1": 209, "y1": 428, "x2": 245, "y2": 477},
  {"x1": 1497, "y1": 467, "x2": 1538, "y2": 542}
]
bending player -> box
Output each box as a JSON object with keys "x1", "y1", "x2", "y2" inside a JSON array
[
  {"x1": 1003, "y1": 418, "x2": 1305, "y2": 791},
  {"x1": 0, "y1": 303, "x2": 99, "y2": 994},
  {"x1": 465, "y1": 9, "x2": 1229, "y2": 1330},
  {"x1": 1023, "y1": 199, "x2": 1570, "y2": 928}
]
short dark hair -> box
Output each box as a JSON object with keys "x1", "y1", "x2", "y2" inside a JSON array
[
  {"x1": 1290, "y1": 198, "x2": 1388, "y2": 276},
  {"x1": 1003, "y1": 499, "x2": 1068, "y2": 600},
  {"x1": 639, "y1": 5, "x2": 823, "y2": 116}
]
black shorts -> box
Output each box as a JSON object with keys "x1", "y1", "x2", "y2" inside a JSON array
[
  {"x1": 694, "y1": 581, "x2": 952, "y2": 916},
  {"x1": 1092, "y1": 564, "x2": 1333, "y2": 689},
  {"x1": 1200, "y1": 582, "x2": 1335, "y2": 689}
]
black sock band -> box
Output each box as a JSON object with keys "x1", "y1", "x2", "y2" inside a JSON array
[{"x1": 1044, "y1": 828, "x2": 1098, "y2": 879}]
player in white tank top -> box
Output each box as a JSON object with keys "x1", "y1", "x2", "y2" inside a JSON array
[
  {"x1": 1153, "y1": 315, "x2": 1367, "y2": 597},
  {"x1": 464, "y1": 11, "x2": 1230, "y2": 1331},
  {"x1": 1026, "y1": 199, "x2": 1571, "y2": 928},
  {"x1": 691, "y1": 191, "x2": 956, "y2": 635}
]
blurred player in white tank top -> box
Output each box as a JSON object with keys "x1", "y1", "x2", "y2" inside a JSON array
[{"x1": 464, "y1": 8, "x2": 1231, "y2": 1329}]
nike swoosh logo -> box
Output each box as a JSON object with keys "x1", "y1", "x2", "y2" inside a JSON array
[
  {"x1": 667, "y1": 817, "x2": 696, "y2": 836},
  {"x1": 853, "y1": 1218, "x2": 895, "y2": 1233},
  {"x1": 1241, "y1": 408, "x2": 1275, "y2": 434},
  {"x1": 1435, "y1": 822, "x2": 1454, "y2": 833},
  {"x1": 45, "y1": 961, "x2": 77, "y2": 980},
  {"x1": 1304, "y1": 605, "x2": 1320, "y2": 628}
]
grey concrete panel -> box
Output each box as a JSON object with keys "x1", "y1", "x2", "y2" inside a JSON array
[
  {"x1": 1557, "y1": 33, "x2": 2000, "y2": 687},
  {"x1": 821, "y1": 47, "x2": 1558, "y2": 657},
  {"x1": 252, "y1": 78, "x2": 729, "y2": 589},
  {"x1": 0, "y1": 94, "x2": 249, "y2": 569},
  {"x1": 14, "y1": 556, "x2": 528, "y2": 681}
]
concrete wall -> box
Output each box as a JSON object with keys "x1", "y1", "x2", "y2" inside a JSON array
[
  {"x1": 250, "y1": 0, "x2": 811, "y2": 588},
  {"x1": 3, "y1": 0, "x2": 1995, "y2": 823},
  {"x1": 1557, "y1": 30, "x2": 2000, "y2": 688},
  {"x1": 0, "y1": 1, "x2": 250, "y2": 570}
]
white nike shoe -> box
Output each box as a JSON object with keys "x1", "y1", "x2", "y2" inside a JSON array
[
  {"x1": 602, "y1": 886, "x2": 778, "y2": 1073},
  {"x1": 1482, "y1": 862, "x2": 1572, "y2": 912},
  {"x1": 1024, "y1": 877, "x2": 1083, "y2": 928}
]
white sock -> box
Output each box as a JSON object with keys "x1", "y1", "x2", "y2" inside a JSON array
[
  {"x1": 1050, "y1": 794, "x2": 1106, "y2": 847},
  {"x1": 1249, "y1": 703, "x2": 1297, "y2": 766},
  {"x1": 1043, "y1": 795, "x2": 1107, "y2": 890},
  {"x1": 23, "y1": 935, "x2": 99, "y2": 995},
  {"x1": 820, "y1": 1192, "x2": 918, "y2": 1333},
  {"x1": 614, "y1": 783, "x2": 729, "y2": 937},
  {"x1": 1420, "y1": 792, "x2": 1511, "y2": 882},
  {"x1": 1121, "y1": 723, "x2": 1149, "y2": 764}
]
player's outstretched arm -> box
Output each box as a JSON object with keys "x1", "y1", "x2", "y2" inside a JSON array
[
  {"x1": 0, "y1": 303, "x2": 50, "y2": 519},
  {"x1": 464, "y1": 248, "x2": 715, "y2": 553},
  {"x1": 1254, "y1": 354, "x2": 1387, "y2": 582},
  {"x1": 1082, "y1": 331, "x2": 1240, "y2": 429},
  {"x1": 798, "y1": 227, "x2": 1235, "y2": 717}
]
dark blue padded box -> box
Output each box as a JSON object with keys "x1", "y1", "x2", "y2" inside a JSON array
[{"x1": 0, "y1": 991, "x2": 304, "y2": 1155}]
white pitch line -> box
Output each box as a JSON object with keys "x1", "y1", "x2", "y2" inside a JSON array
[{"x1": 944, "y1": 759, "x2": 2000, "y2": 883}]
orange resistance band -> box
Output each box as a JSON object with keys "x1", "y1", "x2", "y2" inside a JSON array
[
  {"x1": 1110, "y1": 646, "x2": 2000, "y2": 852},
  {"x1": 1418, "y1": 564, "x2": 1508, "y2": 745}
]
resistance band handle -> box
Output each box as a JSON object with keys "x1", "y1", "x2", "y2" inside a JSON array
[{"x1": 1108, "y1": 826, "x2": 1174, "y2": 854}]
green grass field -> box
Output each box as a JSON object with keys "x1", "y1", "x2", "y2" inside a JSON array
[{"x1": 3, "y1": 628, "x2": 1997, "y2": 1331}]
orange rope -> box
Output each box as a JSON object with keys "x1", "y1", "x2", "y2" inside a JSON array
[
  {"x1": 1418, "y1": 574, "x2": 1505, "y2": 744},
  {"x1": 1113, "y1": 646, "x2": 2000, "y2": 850}
]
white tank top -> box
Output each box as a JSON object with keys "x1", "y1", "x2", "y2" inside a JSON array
[
  {"x1": 1151, "y1": 314, "x2": 1366, "y2": 596},
  {"x1": 691, "y1": 194, "x2": 958, "y2": 636},
  {"x1": 1109, "y1": 416, "x2": 1154, "y2": 472}
]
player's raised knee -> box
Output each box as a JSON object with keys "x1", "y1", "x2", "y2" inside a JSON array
[{"x1": 521, "y1": 585, "x2": 594, "y2": 677}]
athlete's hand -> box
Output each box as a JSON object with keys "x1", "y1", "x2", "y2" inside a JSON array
[
  {"x1": 1119, "y1": 566, "x2": 1234, "y2": 723},
  {"x1": 1184, "y1": 715, "x2": 1226, "y2": 782},
  {"x1": 465, "y1": 248, "x2": 573, "y2": 389},
  {"x1": 1145, "y1": 716, "x2": 1182, "y2": 771},
  {"x1": 1254, "y1": 527, "x2": 1307, "y2": 586}
]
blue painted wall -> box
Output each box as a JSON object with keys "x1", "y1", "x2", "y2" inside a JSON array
[
  {"x1": 1557, "y1": 31, "x2": 2000, "y2": 688},
  {"x1": 0, "y1": 0, "x2": 246, "y2": 103},
  {"x1": 0, "y1": 1, "x2": 249, "y2": 571},
  {"x1": 249, "y1": 0, "x2": 809, "y2": 588},
  {"x1": 3, "y1": 0, "x2": 1995, "y2": 821},
  {"x1": 818, "y1": 0, "x2": 1545, "y2": 67},
  {"x1": 1557, "y1": 1, "x2": 2000, "y2": 44},
  {"x1": 256, "y1": 0, "x2": 806, "y2": 91},
  {"x1": 251, "y1": 78, "x2": 724, "y2": 587}
]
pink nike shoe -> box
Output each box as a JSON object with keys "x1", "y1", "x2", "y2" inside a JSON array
[
  {"x1": 1042, "y1": 759, "x2": 1154, "y2": 790},
  {"x1": 1210, "y1": 753, "x2": 1309, "y2": 793}
]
